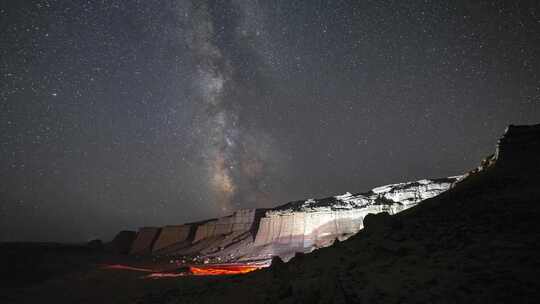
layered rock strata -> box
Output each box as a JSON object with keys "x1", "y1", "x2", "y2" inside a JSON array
[
  {"x1": 129, "y1": 227, "x2": 161, "y2": 255},
  {"x1": 145, "y1": 123, "x2": 540, "y2": 303},
  {"x1": 247, "y1": 177, "x2": 457, "y2": 261},
  {"x1": 193, "y1": 209, "x2": 255, "y2": 243},
  {"x1": 152, "y1": 225, "x2": 191, "y2": 253},
  {"x1": 126, "y1": 125, "x2": 540, "y2": 261},
  {"x1": 126, "y1": 177, "x2": 458, "y2": 261}
]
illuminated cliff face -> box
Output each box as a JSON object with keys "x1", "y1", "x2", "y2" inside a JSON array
[
  {"x1": 245, "y1": 177, "x2": 459, "y2": 261},
  {"x1": 127, "y1": 177, "x2": 460, "y2": 262}
]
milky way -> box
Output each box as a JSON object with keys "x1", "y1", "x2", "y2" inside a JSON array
[
  {"x1": 186, "y1": 1, "x2": 281, "y2": 214},
  {"x1": 1, "y1": 1, "x2": 538, "y2": 242}
]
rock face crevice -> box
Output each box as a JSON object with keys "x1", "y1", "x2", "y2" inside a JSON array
[{"x1": 121, "y1": 177, "x2": 459, "y2": 261}]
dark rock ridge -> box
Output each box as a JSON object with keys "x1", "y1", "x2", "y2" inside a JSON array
[
  {"x1": 496, "y1": 124, "x2": 540, "y2": 173},
  {"x1": 137, "y1": 123, "x2": 540, "y2": 303},
  {"x1": 119, "y1": 177, "x2": 459, "y2": 262}
]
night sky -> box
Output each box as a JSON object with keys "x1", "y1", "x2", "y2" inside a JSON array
[{"x1": 1, "y1": 1, "x2": 538, "y2": 242}]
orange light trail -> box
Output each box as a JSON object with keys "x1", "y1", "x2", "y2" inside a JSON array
[
  {"x1": 102, "y1": 263, "x2": 264, "y2": 278},
  {"x1": 189, "y1": 265, "x2": 260, "y2": 276}
]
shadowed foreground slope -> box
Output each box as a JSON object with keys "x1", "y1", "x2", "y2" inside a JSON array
[{"x1": 139, "y1": 125, "x2": 540, "y2": 303}]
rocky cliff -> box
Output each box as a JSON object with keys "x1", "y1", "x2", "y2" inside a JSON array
[
  {"x1": 495, "y1": 124, "x2": 540, "y2": 174},
  {"x1": 121, "y1": 176, "x2": 459, "y2": 262},
  {"x1": 133, "y1": 126, "x2": 540, "y2": 303}
]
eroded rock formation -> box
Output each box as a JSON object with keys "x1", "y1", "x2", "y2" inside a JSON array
[
  {"x1": 133, "y1": 124, "x2": 540, "y2": 304},
  {"x1": 125, "y1": 177, "x2": 459, "y2": 261},
  {"x1": 244, "y1": 177, "x2": 457, "y2": 261},
  {"x1": 152, "y1": 225, "x2": 191, "y2": 253},
  {"x1": 129, "y1": 227, "x2": 161, "y2": 255}
]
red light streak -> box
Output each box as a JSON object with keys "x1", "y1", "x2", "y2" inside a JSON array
[
  {"x1": 102, "y1": 263, "x2": 264, "y2": 278},
  {"x1": 189, "y1": 265, "x2": 260, "y2": 276}
]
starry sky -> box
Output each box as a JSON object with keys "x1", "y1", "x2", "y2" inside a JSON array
[{"x1": 1, "y1": 1, "x2": 539, "y2": 242}]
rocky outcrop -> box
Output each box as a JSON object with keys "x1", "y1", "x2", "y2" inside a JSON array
[
  {"x1": 193, "y1": 209, "x2": 255, "y2": 242},
  {"x1": 125, "y1": 177, "x2": 458, "y2": 261},
  {"x1": 495, "y1": 124, "x2": 540, "y2": 174},
  {"x1": 129, "y1": 227, "x2": 161, "y2": 255},
  {"x1": 152, "y1": 225, "x2": 191, "y2": 253},
  {"x1": 456, "y1": 124, "x2": 540, "y2": 183},
  {"x1": 247, "y1": 177, "x2": 457, "y2": 261},
  {"x1": 137, "y1": 123, "x2": 540, "y2": 304}
]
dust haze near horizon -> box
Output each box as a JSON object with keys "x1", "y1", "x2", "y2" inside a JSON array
[{"x1": 1, "y1": 1, "x2": 538, "y2": 242}]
